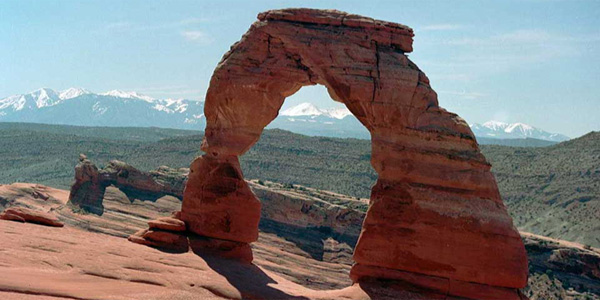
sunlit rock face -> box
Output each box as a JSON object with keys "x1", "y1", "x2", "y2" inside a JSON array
[
  {"x1": 69, "y1": 156, "x2": 187, "y2": 215},
  {"x1": 182, "y1": 8, "x2": 528, "y2": 299}
]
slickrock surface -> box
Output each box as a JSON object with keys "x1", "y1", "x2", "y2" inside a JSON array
[
  {"x1": 1, "y1": 181, "x2": 359, "y2": 291},
  {"x1": 182, "y1": 7, "x2": 528, "y2": 296},
  {"x1": 1, "y1": 182, "x2": 599, "y2": 299},
  {"x1": 1, "y1": 220, "x2": 470, "y2": 300},
  {"x1": 0, "y1": 183, "x2": 68, "y2": 211},
  {"x1": 0, "y1": 183, "x2": 443, "y2": 299}
]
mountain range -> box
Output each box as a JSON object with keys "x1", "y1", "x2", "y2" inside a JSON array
[
  {"x1": 0, "y1": 87, "x2": 570, "y2": 142},
  {"x1": 0, "y1": 87, "x2": 204, "y2": 129},
  {"x1": 470, "y1": 121, "x2": 569, "y2": 142},
  {"x1": 274, "y1": 102, "x2": 570, "y2": 142}
]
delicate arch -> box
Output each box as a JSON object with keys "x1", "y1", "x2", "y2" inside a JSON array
[{"x1": 181, "y1": 8, "x2": 528, "y2": 297}]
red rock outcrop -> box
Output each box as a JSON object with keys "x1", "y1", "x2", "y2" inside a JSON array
[
  {"x1": 69, "y1": 155, "x2": 187, "y2": 215},
  {"x1": 2, "y1": 182, "x2": 598, "y2": 298},
  {"x1": 148, "y1": 216, "x2": 186, "y2": 232},
  {"x1": 522, "y1": 232, "x2": 600, "y2": 296},
  {"x1": 0, "y1": 207, "x2": 63, "y2": 227},
  {"x1": 180, "y1": 8, "x2": 528, "y2": 299},
  {"x1": 249, "y1": 180, "x2": 366, "y2": 239},
  {"x1": 181, "y1": 155, "x2": 261, "y2": 243},
  {"x1": 69, "y1": 154, "x2": 104, "y2": 214}
]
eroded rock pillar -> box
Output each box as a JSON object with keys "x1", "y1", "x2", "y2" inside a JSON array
[
  {"x1": 351, "y1": 127, "x2": 529, "y2": 297},
  {"x1": 181, "y1": 154, "x2": 261, "y2": 243}
]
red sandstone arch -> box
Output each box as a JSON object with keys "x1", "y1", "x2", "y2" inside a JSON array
[{"x1": 181, "y1": 8, "x2": 528, "y2": 298}]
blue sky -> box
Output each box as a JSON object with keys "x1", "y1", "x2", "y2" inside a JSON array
[{"x1": 1, "y1": 0, "x2": 599, "y2": 137}]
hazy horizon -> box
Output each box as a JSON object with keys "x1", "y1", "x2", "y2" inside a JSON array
[{"x1": 1, "y1": 0, "x2": 599, "y2": 137}]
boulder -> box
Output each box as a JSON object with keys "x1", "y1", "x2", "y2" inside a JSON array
[
  {"x1": 148, "y1": 216, "x2": 186, "y2": 232},
  {"x1": 0, "y1": 207, "x2": 63, "y2": 227},
  {"x1": 128, "y1": 229, "x2": 189, "y2": 252}
]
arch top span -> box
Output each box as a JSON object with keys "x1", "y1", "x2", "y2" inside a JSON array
[
  {"x1": 256, "y1": 9, "x2": 415, "y2": 53},
  {"x1": 180, "y1": 8, "x2": 528, "y2": 299},
  {"x1": 200, "y1": 8, "x2": 478, "y2": 157}
]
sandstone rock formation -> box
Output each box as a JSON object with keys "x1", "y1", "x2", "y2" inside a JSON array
[
  {"x1": 0, "y1": 206, "x2": 63, "y2": 227},
  {"x1": 1, "y1": 180, "x2": 598, "y2": 298},
  {"x1": 148, "y1": 216, "x2": 186, "y2": 232},
  {"x1": 522, "y1": 232, "x2": 600, "y2": 297},
  {"x1": 250, "y1": 180, "x2": 366, "y2": 239},
  {"x1": 69, "y1": 154, "x2": 104, "y2": 214},
  {"x1": 182, "y1": 155, "x2": 261, "y2": 243},
  {"x1": 179, "y1": 8, "x2": 529, "y2": 299},
  {"x1": 128, "y1": 227, "x2": 189, "y2": 253},
  {"x1": 69, "y1": 155, "x2": 187, "y2": 214}
]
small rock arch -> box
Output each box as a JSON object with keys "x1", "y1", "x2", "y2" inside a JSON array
[{"x1": 181, "y1": 8, "x2": 528, "y2": 297}]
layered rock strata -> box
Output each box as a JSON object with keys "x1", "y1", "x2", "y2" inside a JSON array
[
  {"x1": 69, "y1": 154, "x2": 187, "y2": 214},
  {"x1": 0, "y1": 206, "x2": 63, "y2": 227},
  {"x1": 2, "y1": 181, "x2": 598, "y2": 298},
  {"x1": 129, "y1": 156, "x2": 258, "y2": 261},
  {"x1": 127, "y1": 212, "x2": 254, "y2": 263},
  {"x1": 178, "y1": 8, "x2": 528, "y2": 299}
]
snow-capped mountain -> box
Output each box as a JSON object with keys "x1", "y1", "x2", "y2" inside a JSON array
[
  {"x1": 1, "y1": 87, "x2": 93, "y2": 112},
  {"x1": 100, "y1": 90, "x2": 155, "y2": 102},
  {"x1": 59, "y1": 88, "x2": 91, "y2": 100},
  {"x1": 0, "y1": 88, "x2": 63, "y2": 111},
  {"x1": 469, "y1": 121, "x2": 569, "y2": 142},
  {"x1": 280, "y1": 102, "x2": 352, "y2": 119},
  {"x1": 273, "y1": 102, "x2": 368, "y2": 138},
  {"x1": 0, "y1": 89, "x2": 571, "y2": 143},
  {"x1": 276, "y1": 103, "x2": 570, "y2": 142},
  {"x1": 0, "y1": 88, "x2": 205, "y2": 129}
]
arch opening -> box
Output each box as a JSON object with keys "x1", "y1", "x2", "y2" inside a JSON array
[
  {"x1": 265, "y1": 84, "x2": 371, "y2": 140},
  {"x1": 242, "y1": 83, "x2": 375, "y2": 265}
]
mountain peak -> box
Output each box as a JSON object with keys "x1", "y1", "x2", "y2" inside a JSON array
[
  {"x1": 482, "y1": 120, "x2": 509, "y2": 130},
  {"x1": 280, "y1": 102, "x2": 351, "y2": 119},
  {"x1": 29, "y1": 88, "x2": 61, "y2": 108},
  {"x1": 281, "y1": 102, "x2": 322, "y2": 117},
  {"x1": 471, "y1": 120, "x2": 569, "y2": 142},
  {"x1": 59, "y1": 87, "x2": 91, "y2": 100},
  {"x1": 505, "y1": 122, "x2": 534, "y2": 133},
  {"x1": 100, "y1": 90, "x2": 155, "y2": 102}
]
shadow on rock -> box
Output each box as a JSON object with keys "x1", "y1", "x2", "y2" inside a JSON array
[
  {"x1": 259, "y1": 218, "x2": 358, "y2": 262},
  {"x1": 191, "y1": 242, "x2": 310, "y2": 300},
  {"x1": 357, "y1": 278, "x2": 446, "y2": 300}
]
